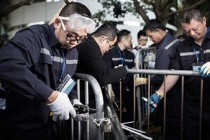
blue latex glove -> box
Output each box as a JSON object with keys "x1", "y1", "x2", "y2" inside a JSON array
[
  {"x1": 199, "y1": 62, "x2": 210, "y2": 78},
  {"x1": 144, "y1": 93, "x2": 162, "y2": 112}
]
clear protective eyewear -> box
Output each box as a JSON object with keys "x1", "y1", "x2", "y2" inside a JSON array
[
  {"x1": 59, "y1": 14, "x2": 96, "y2": 34},
  {"x1": 60, "y1": 18, "x2": 86, "y2": 43}
]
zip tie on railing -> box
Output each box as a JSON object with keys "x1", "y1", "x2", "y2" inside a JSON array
[
  {"x1": 92, "y1": 117, "x2": 112, "y2": 132},
  {"x1": 92, "y1": 118, "x2": 104, "y2": 127}
]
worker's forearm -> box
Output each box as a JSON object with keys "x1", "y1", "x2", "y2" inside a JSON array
[{"x1": 157, "y1": 75, "x2": 180, "y2": 97}]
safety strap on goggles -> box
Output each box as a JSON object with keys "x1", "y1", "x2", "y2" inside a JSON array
[{"x1": 59, "y1": 14, "x2": 96, "y2": 33}]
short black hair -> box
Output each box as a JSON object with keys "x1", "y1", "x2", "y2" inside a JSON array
[
  {"x1": 143, "y1": 19, "x2": 165, "y2": 32},
  {"x1": 117, "y1": 29, "x2": 131, "y2": 42},
  {"x1": 137, "y1": 30, "x2": 147, "y2": 39},
  {"x1": 92, "y1": 23, "x2": 118, "y2": 41},
  {"x1": 59, "y1": 2, "x2": 92, "y2": 18}
]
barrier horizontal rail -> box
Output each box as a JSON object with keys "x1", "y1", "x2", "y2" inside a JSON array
[{"x1": 127, "y1": 69, "x2": 200, "y2": 76}]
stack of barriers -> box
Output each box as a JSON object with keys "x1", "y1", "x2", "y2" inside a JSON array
[{"x1": 135, "y1": 47, "x2": 156, "y2": 130}]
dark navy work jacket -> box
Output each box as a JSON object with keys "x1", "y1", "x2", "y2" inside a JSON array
[
  {"x1": 171, "y1": 29, "x2": 210, "y2": 119},
  {"x1": 151, "y1": 33, "x2": 180, "y2": 85},
  {"x1": 0, "y1": 24, "x2": 78, "y2": 139}
]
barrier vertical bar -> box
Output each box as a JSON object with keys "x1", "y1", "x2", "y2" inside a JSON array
[{"x1": 199, "y1": 79, "x2": 203, "y2": 140}]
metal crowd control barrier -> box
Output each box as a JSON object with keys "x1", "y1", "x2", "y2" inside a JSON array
[
  {"x1": 127, "y1": 69, "x2": 204, "y2": 140},
  {"x1": 73, "y1": 73, "x2": 104, "y2": 140},
  {"x1": 111, "y1": 46, "x2": 156, "y2": 136},
  {"x1": 72, "y1": 73, "x2": 132, "y2": 140}
]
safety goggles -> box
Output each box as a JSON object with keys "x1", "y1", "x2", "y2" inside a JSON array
[
  {"x1": 60, "y1": 21, "x2": 87, "y2": 43},
  {"x1": 59, "y1": 14, "x2": 96, "y2": 33}
]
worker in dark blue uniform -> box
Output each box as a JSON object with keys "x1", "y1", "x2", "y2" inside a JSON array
[
  {"x1": 0, "y1": 2, "x2": 95, "y2": 140},
  {"x1": 143, "y1": 19, "x2": 181, "y2": 140},
  {"x1": 149, "y1": 9, "x2": 210, "y2": 140},
  {"x1": 143, "y1": 19, "x2": 180, "y2": 88},
  {"x1": 103, "y1": 29, "x2": 135, "y2": 124}
]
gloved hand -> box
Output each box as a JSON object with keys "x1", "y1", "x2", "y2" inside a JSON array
[
  {"x1": 199, "y1": 62, "x2": 210, "y2": 78},
  {"x1": 48, "y1": 92, "x2": 76, "y2": 121},
  {"x1": 71, "y1": 99, "x2": 89, "y2": 121},
  {"x1": 145, "y1": 92, "x2": 162, "y2": 112},
  {"x1": 135, "y1": 77, "x2": 147, "y2": 86}
]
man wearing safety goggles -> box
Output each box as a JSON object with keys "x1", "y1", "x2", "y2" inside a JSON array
[
  {"x1": 58, "y1": 13, "x2": 96, "y2": 48},
  {"x1": 0, "y1": 2, "x2": 95, "y2": 140}
]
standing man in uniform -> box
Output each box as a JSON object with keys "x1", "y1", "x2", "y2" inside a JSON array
[
  {"x1": 143, "y1": 19, "x2": 181, "y2": 139},
  {"x1": 103, "y1": 29, "x2": 135, "y2": 124},
  {"x1": 143, "y1": 19, "x2": 180, "y2": 88},
  {"x1": 0, "y1": 2, "x2": 95, "y2": 140},
  {"x1": 149, "y1": 9, "x2": 210, "y2": 140}
]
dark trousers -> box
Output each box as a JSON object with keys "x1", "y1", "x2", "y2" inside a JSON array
[
  {"x1": 183, "y1": 101, "x2": 210, "y2": 140},
  {"x1": 152, "y1": 86, "x2": 181, "y2": 140}
]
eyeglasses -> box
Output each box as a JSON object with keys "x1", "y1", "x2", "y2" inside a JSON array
[
  {"x1": 59, "y1": 15, "x2": 93, "y2": 43},
  {"x1": 65, "y1": 31, "x2": 87, "y2": 43},
  {"x1": 59, "y1": 14, "x2": 96, "y2": 33},
  {"x1": 60, "y1": 18, "x2": 87, "y2": 43}
]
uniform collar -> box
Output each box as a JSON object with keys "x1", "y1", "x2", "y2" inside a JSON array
[{"x1": 156, "y1": 33, "x2": 171, "y2": 49}]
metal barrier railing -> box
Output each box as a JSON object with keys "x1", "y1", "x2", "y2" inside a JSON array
[
  {"x1": 74, "y1": 73, "x2": 104, "y2": 120},
  {"x1": 60, "y1": 69, "x2": 205, "y2": 140},
  {"x1": 73, "y1": 73, "x2": 104, "y2": 140},
  {"x1": 72, "y1": 73, "x2": 128, "y2": 140},
  {"x1": 128, "y1": 69, "x2": 199, "y2": 76},
  {"x1": 127, "y1": 69, "x2": 204, "y2": 140}
]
